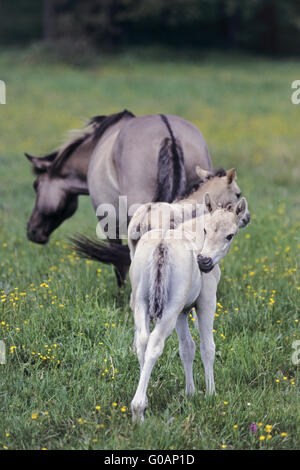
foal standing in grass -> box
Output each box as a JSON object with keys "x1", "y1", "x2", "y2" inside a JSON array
[{"x1": 129, "y1": 194, "x2": 248, "y2": 422}]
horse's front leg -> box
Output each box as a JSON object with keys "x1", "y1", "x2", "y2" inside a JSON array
[{"x1": 196, "y1": 271, "x2": 218, "y2": 396}]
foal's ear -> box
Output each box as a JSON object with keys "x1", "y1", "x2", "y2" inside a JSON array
[
  {"x1": 25, "y1": 153, "x2": 52, "y2": 171},
  {"x1": 235, "y1": 197, "x2": 247, "y2": 219},
  {"x1": 195, "y1": 166, "x2": 211, "y2": 180},
  {"x1": 204, "y1": 192, "x2": 217, "y2": 214},
  {"x1": 227, "y1": 168, "x2": 237, "y2": 185}
]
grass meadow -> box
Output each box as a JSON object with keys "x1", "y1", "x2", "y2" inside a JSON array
[{"x1": 0, "y1": 48, "x2": 299, "y2": 450}]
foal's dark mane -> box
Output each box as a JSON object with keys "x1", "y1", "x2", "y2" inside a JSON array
[
  {"x1": 32, "y1": 109, "x2": 135, "y2": 176},
  {"x1": 179, "y1": 167, "x2": 227, "y2": 200}
]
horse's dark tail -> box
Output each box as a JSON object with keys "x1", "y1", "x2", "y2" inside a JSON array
[
  {"x1": 69, "y1": 235, "x2": 131, "y2": 284},
  {"x1": 153, "y1": 115, "x2": 187, "y2": 203}
]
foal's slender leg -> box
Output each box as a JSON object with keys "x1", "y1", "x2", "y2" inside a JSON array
[
  {"x1": 196, "y1": 273, "x2": 217, "y2": 396},
  {"x1": 176, "y1": 312, "x2": 196, "y2": 395},
  {"x1": 131, "y1": 313, "x2": 178, "y2": 422},
  {"x1": 133, "y1": 300, "x2": 150, "y2": 370}
]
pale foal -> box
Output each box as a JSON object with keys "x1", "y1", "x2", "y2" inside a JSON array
[{"x1": 129, "y1": 194, "x2": 248, "y2": 422}]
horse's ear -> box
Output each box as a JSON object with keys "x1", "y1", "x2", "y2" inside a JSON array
[
  {"x1": 195, "y1": 166, "x2": 210, "y2": 180},
  {"x1": 204, "y1": 192, "x2": 217, "y2": 214},
  {"x1": 235, "y1": 197, "x2": 247, "y2": 219},
  {"x1": 25, "y1": 152, "x2": 36, "y2": 162},
  {"x1": 227, "y1": 168, "x2": 237, "y2": 185},
  {"x1": 25, "y1": 153, "x2": 52, "y2": 170}
]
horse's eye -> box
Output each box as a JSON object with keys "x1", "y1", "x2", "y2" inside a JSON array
[
  {"x1": 33, "y1": 181, "x2": 38, "y2": 192},
  {"x1": 236, "y1": 192, "x2": 242, "y2": 199},
  {"x1": 226, "y1": 234, "x2": 234, "y2": 241},
  {"x1": 204, "y1": 228, "x2": 207, "y2": 235}
]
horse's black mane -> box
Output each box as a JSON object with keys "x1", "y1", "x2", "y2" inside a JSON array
[
  {"x1": 180, "y1": 167, "x2": 227, "y2": 199},
  {"x1": 43, "y1": 109, "x2": 135, "y2": 174},
  {"x1": 89, "y1": 109, "x2": 135, "y2": 142}
]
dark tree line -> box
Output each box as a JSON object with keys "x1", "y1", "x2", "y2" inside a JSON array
[{"x1": 1, "y1": 0, "x2": 299, "y2": 55}]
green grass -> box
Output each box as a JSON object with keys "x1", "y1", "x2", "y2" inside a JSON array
[{"x1": 0, "y1": 47, "x2": 299, "y2": 450}]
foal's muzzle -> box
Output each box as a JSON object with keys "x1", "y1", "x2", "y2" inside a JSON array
[
  {"x1": 197, "y1": 254, "x2": 214, "y2": 273},
  {"x1": 239, "y1": 211, "x2": 251, "y2": 228}
]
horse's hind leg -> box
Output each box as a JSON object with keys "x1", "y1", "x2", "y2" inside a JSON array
[
  {"x1": 176, "y1": 312, "x2": 196, "y2": 395},
  {"x1": 114, "y1": 262, "x2": 129, "y2": 288},
  {"x1": 108, "y1": 238, "x2": 129, "y2": 288},
  {"x1": 196, "y1": 273, "x2": 217, "y2": 396}
]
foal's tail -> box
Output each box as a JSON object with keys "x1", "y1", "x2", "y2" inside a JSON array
[
  {"x1": 154, "y1": 115, "x2": 186, "y2": 203},
  {"x1": 149, "y1": 242, "x2": 170, "y2": 321}
]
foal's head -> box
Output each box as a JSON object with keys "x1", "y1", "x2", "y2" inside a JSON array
[
  {"x1": 186, "y1": 166, "x2": 250, "y2": 228},
  {"x1": 26, "y1": 153, "x2": 79, "y2": 244},
  {"x1": 198, "y1": 193, "x2": 248, "y2": 273}
]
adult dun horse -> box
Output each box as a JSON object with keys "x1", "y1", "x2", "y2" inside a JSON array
[{"x1": 26, "y1": 110, "x2": 212, "y2": 284}]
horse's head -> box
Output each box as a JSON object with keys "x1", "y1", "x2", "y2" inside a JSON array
[
  {"x1": 194, "y1": 166, "x2": 250, "y2": 228},
  {"x1": 25, "y1": 153, "x2": 79, "y2": 244},
  {"x1": 198, "y1": 193, "x2": 248, "y2": 272}
]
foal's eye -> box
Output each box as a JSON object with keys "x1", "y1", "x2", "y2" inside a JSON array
[
  {"x1": 236, "y1": 192, "x2": 242, "y2": 199},
  {"x1": 33, "y1": 181, "x2": 38, "y2": 192},
  {"x1": 204, "y1": 228, "x2": 207, "y2": 235},
  {"x1": 226, "y1": 234, "x2": 234, "y2": 241}
]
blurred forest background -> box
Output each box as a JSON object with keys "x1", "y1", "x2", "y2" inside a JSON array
[{"x1": 1, "y1": 0, "x2": 300, "y2": 56}]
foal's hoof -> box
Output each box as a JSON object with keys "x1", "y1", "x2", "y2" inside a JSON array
[
  {"x1": 132, "y1": 411, "x2": 145, "y2": 424},
  {"x1": 131, "y1": 398, "x2": 147, "y2": 423},
  {"x1": 131, "y1": 405, "x2": 145, "y2": 423},
  {"x1": 185, "y1": 384, "x2": 195, "y2": 396},
  {"x1": 205, "y1": 388, "x2": 216, "y2": 399}
]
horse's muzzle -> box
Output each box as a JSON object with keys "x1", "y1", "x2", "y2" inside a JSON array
[
  {"x1": 27, "y1": 227, "x2": 49, "y2": 244},
  {"x1": 197, "y1": 254, "x2": 214, "y2": 273}
]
